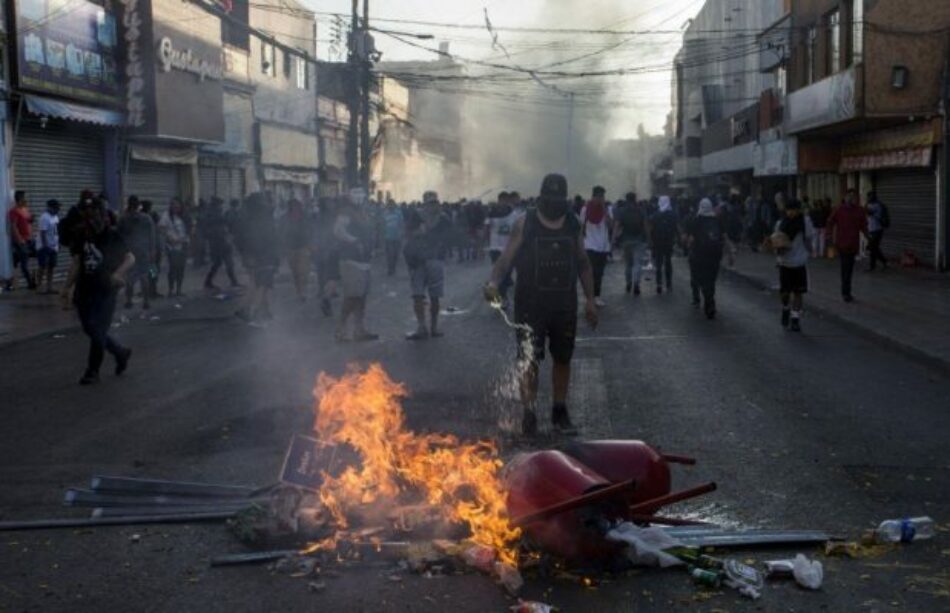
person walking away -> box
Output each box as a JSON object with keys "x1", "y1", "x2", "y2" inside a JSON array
[
  {"x1": 140, "y1": 200, "x2": 163, "y2": 298},
  {"x1": 808, "y1": 197, "x2": 828, "y2": 260},
  {"x1": 865, "y1": 191, "x2": 890, "y2": 271},
  {"x1": 159, "y1": 199, "x2": 189, "y2": 297},
  {"x1": 485, "y1": 192, "x2": 522, "y2": 307},
  {"x1": 36, "y1": 199, "x2": 61, "y2": 294},
  {"x1": 203, "y1": 197, "x2": 240, "y2": 290},
  {"x1": 405, "y1": 191, "x2": 451, "y2": 340},
  {"x1": 234, "y1": 193, "x2": 280, "y2": 322},
  {"x1": 281, "y1": 199, "x2": 312, "y2": 302},
  {"x1": 825, "y1": 189, "x2": 867, "y2": 303},
  {"x1": 312, "y1": 197, "x2": 340, "y2": 317},
  {"x1": 7, "y1": 190, "x2": 35, "y2": 290},
  {"x1": 333, "y1": 197, "x2": 377, "y2": 341},
  {"x1": 613, "y1": 192, "x2": 648, "y2": 296},
  {"x1": 686, "y1": 198, "x2": 733, "y2": 319},
  {"x1": 772, "y1": 199, "x2": 815, "y2": 332},
  {"x1": 118, "y1": 196, "x2": 155, "y2": 310},
  {"x1": 73, "y1": 200, "x2": 134, "y2": 385},
  {"x1": 485, "y1": 173, "x2": 598, "y2": 436},
  {"x1": 650, "y1": 196, "x2": 678, "y2": 294},
  {"x1": 382, "y1": 201, "x2": 404, "y2": 276},
  {"x1": 580, "y1": 186, "x2": 612, "y2": 307}
]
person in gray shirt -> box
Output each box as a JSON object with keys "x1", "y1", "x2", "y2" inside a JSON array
[{"x1": 773, "y1": 199, "x2": 815, "y2": 332}]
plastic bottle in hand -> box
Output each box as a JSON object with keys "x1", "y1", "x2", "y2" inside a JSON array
[{"x1": 875, "y1": 516, "x2": 934, "y2": 543}]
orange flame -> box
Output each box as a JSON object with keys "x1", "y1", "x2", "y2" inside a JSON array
[{"x1": 312, "y1": 364, "x2": 521, "y2": 565}]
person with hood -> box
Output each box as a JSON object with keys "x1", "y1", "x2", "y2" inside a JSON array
[
  {"x1": 485, "y1": 173, "x2": 598, "y2": 436},
  {"x1": 118, "y1": 195, "x2": 155, "y2": 310},
  {"x1": 825, "y1": 188, "x2": 868, "y2": 302},
  {"x1": 650, "y1": 195, "x2": 678, "y2": 294},
  {"x1": 613, "y1": 192, "x2": 648, "y2": 296},
  {"x1": 580, "y1": 186, "x2": 612, "y2": 306},
  {"x1": 771, "y1": 199, "x2": 815, "y2": 332},
  {"x1": 685, "y1": 198, "x2": 733, "y2": 319}
]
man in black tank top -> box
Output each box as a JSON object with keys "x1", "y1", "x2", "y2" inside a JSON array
[{"x1": 485, "y1": 174, "x2": 598, "y2": 436}]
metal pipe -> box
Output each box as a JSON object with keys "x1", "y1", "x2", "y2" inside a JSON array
[
  {"x1": 511, "y1": 478, "x2": 637, "y2": 528},
  {"x1": 0, "y1": 512, "x2": 236, "y2": 532},
  {"x1": 628, "y1": 514, "x2": 711, "y2": 527},
  {"x1": 90, "y1": 476, "x2": 256, "y2": 498},
  {"x1": 92, "y1": 504, "x2": 252, "y2": 518},
  {"x1": 660, "y1": 453, "x2": 697, "y2": 466},
  {"x1": 65, "y1": 489, "x2": 268, "y2": 508},
  {"x1": 628, "y1": 482, "x2": 717, "y2": 515}
]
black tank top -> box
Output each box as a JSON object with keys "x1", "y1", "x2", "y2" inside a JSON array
[{"x1": 514, "y1": 210, "x2": 582, "y2": 313}]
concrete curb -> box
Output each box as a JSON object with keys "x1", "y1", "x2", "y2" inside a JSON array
[{"x1": 722, "y1": 266, "x2": 950, "y2": 377}]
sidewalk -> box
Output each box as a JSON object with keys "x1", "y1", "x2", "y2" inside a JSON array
[{"x1": 724, "y1": 249, "x2": 950, "y2": 370}]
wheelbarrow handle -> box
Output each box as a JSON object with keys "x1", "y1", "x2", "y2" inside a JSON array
[{"x1": 510, "y1": 479, "x2": 638, "y2": 528}]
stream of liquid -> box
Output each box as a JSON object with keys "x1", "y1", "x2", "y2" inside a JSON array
[{"x1": 489, "y1": 301, "x2": 535, "y2": 434}]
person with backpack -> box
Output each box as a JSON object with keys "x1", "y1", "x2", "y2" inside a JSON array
[
  {"x1": 865, "y1": 190, "x2": 890, "y2": 271},
  {"x1": 613, "y1": 192, "x2": 648, "y2": 296},
  {"x1": 650, "y1": 195, "x2": 678, "y2": 294},
  {"x1": 686, "y1": 198, "x2": 734, "y2": 319},
  {"x1": 117, "y1": 196, "x2": 155, "y2": 310},
  {"x1": 771, "y1": 199, "x2": 815, "y2": 332}
]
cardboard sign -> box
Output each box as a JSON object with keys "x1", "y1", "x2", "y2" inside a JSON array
[{"x1": 280, "y1": 435, "x2": 339, "y2": 491}]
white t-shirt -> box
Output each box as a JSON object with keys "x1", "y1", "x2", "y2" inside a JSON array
[
  {"x1": 581, "y1": 206, "x2": 612, "y2": 253},
  {"x1": 39, "y1": 212, "x2": 60, "y2": 251},
  {"x1": 485, "y1": 208, "x2": 524, "y2": 252}
]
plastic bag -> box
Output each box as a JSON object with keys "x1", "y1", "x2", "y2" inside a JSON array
[
  {"x1": 792, "y1": 554, "x2": 823, "y2": 590},
  {"x1": 605, "y1": 522, "x2": 685, "y2": 568}
]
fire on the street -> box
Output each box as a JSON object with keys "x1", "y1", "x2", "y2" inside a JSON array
[{"x1": 304, "y1": 364, "x2": 522, "y2": 566}]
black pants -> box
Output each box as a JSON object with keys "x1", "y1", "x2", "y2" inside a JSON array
[
  {"x1": 167, "y1": 249, "x2": 186, "y2": 294},
  {"x1": 587, "y1": 250, "x2": 608, "y2": 297},
  {"x1": 385, "y1": 239, "x2": 401, "y2": 276},
  {"x1": 205, "y1": 244, "x2": 238, "y2": 287},
  {"x1": 690, "y1": 256, "x2": 720, "y2": 309},
  {"x1": 76, "y1": 290, "x2": 124, "y2": 375},
  {"x1": 868, "y1": 231, "x2": 887, "y2": 270},
  {"x1": 653, "y1": 245, "x2": 673, "y2": 288},
  {"x1": 840, "y1": 252, "x2": 857, "y2": 298},
  {"x1": 11, "y1": 242, "x2": 32, "y2": 286}
]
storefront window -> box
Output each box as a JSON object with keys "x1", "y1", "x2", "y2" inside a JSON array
[{"x1": 295, "y1": 56, "x2": 309, "y2": 90}]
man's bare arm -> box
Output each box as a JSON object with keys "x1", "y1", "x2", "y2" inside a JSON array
[{"x1": 576, "y1": 232, "x2": 595, "y2": 303}]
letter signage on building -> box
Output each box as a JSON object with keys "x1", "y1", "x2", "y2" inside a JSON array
[{"x1": 13, "y1": 0, "x2": 122, "y2": 106}]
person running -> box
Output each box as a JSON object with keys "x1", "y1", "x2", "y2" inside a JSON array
[
  {"x1": 404, "y1": 191, "x2": 451, "y2": 340},
  {"x1": 650, "y1": 195, "x2": 678, "y2": 294},
  {"x1": 382, "y1": 201, "x2": 404, "y2": 276},
  {"x1": 686, "y1": 198, "x2": 733, "y2": 320},
  {"x1": 865, "y1": 191, "x2": 890, "y2": 271},
  {"x1": 334, "y1": 196, "x2": 377, "y2": 342},
  {"x1": 282, "y1": 199, "x2": 312, "y2": 302},
  {"x1": 36, "y1": 199, "x2": 61, "y2": 294},
  {"x1": 613, "y1": 192, "x2": 648, "y2": 297},
  {"x1": 580, "y1": 186, "x2": 612, "y2": 307},
  {"x1": 203, "y1": 197, "x2": 240, "y2": 290},
  {"x1": 7, "y1": 190, "x2": 35, "y2": 291},
  {"x1": 73, "y1": 199, "x2": 134, "y2": 385},
  {"x1": 485, "y1": 173, "x2": 598, "y2": 436},
  {"x1": 772, "y1": 199, "x2": 815, "y2": 332},
  {"x1": 826, "y1": 188, "x2": 867, "y2": 303},
  {"x1": 118, "y1": 196, "x2": 155, "y2": 310},
  {"x1": 159, "y1": 198, "x2": 189, "y2": 297}
]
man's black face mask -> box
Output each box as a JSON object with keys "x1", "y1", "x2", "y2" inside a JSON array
[{"x1": 539, "y1": 199, "x2": 568, "y2": 221}]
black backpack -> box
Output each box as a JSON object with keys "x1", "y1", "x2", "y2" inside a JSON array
[
  {"x1": 694, "y1": 217, "x2": 724, "y2": 253},
  {"x1": 618, "y1": 205, "x2": 645, "y2": 238}
]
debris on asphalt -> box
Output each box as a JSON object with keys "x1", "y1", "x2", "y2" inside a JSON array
[
  {"x1": 510, "y1": 601, "x2": 554, "y2": 613},
  {"x1": 129, "y1": 533, "x2": 141, "y2": 543},
  {"x1": 764, "y1": 558, "x2": 796, "y2": 578},
  {"x1": 875, "y1": 516, "x2": 934, "y2": 543},
  {"x1": 722, "y1": 559, "x2": 764, "y2": 600},
  {"x1": 791, "y1": 554, "x2": 824, "y2": 590},
  {"x1": 606, "y1": 522, "x2": 685, "y2": 568},
  {"x1": 307, "y1": 580, "x2": 326, "y2": 593}
]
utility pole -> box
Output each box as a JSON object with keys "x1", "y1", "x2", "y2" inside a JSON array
[
  {"x1": 566, "y1": 92, "x2": 575, "y2": 178},
  {"x1": 345, "y1": 0, "x2": 359, "y2": 190},
  {"x1": 359, "y1": 0, "x2": 371, "y2": 195}
]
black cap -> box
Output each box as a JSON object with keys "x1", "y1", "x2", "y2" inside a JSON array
[{"x1": 540, "y1": 173, "x2": 568, "y2": 201}]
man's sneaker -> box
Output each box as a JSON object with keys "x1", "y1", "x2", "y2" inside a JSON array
[
  {"x1": 522, "y1": 410, "x2": 538, "y2": 437},
  {"x1": 704, "y1": 301, "x2": 716, "y2": 320},
  {"x1": 405, "y1": 328, "x2": 429, "y2": 341},
  {"x1": 115, "y1": 348, "x2": 132, "y2": 376},
  {"x1": 79, "y1": 371, "x2": 100, "y2": 386},
  {"x1": 551, "y1": 404, "x2": 578, "y2": 435},
  {"x1": 790, "y1": 318, "x2": 802, "y2": 332},
  {"x1": 781, "y1": 308, "x2": 791, "y2": 328}
]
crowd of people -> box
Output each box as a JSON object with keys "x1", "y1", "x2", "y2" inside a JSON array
[{"x1": 4, "y1": 179, "x2": 893, "y2": 413}]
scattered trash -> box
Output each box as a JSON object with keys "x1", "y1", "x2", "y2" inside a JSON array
[
  {"x1": 876, "y1": 516, "x2": 934, "y2": 543},
  {"x1": 606, "y1": 523, "x2": 685, "y2": 567},
  {"x1": 690, "y1": 566, "x2": 722, "y2": 588},
  {"x1": 307, "y1": 580, "x2": 326, "y2": 593},
  {"x1": 129, "y1": 533, "x2": 141, "y2": 543},
  {"x1": 722, "y1": 559, "x2": 764, "y2": 600},
  {"x1": 495, "y1": 561, "x2": 524, "y2": 594},
  {"x1": 510, "y1": 601, "x2": 554, "y2": 613},
  {"x1": 462, "y1": 544, "x2": 496, "y2": 573},
  {"x1": 764, "y1": 559, "x2": 796, "y2": 578},
  {"x1": 792, "y1": 554, "x2": 824, "y2": 590},
  {"x1": 662, "y1": 527, "x2": 836, "y2": 548}
]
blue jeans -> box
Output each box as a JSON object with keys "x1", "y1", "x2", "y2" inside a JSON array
[
  {"x1": 11, "y1": 241, "x2": 32, "y2": 286},
  {"x1": 76, "y1": 289, "x2": 125, "y2": 374},
  {"x1": 622, "y1": 241, "x2": 647, "y2": 287}
]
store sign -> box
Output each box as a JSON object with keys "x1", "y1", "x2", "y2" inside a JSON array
[
  {"x1": 157, "y1": 37, "x2": 223, "y2": 81},
  {"x1": 122, "y1": 0, "x2": 146, "y2": 127},
  {"x1": 840, "y1": 147, "x2": 933, "y2": 172},
  {"x1": 13, "y1": 0, "x2": 122, "y2": 107},
  {"x1": 787, "y1": 67, "x2": 856, "y2": 133},
  {"x1": 754, "y1": 132, "x2": 798, "y2": 177}
]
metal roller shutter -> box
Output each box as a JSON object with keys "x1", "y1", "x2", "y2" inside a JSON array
[
  {"x1": 126, "y1": 160, "x2": 181, "y2": 210},
  {"x1": 229, "y1": 168, "x2": 244, "y2": 202},
  {"x1": 199, "y1": 165, "x2": 216, "y2": 202},
  {"x1": 13, "y1": 121, "x2": 105, "y2": 278},
  {"x1": 874, "y1": 168, "x2": 936, "y2": 266}
]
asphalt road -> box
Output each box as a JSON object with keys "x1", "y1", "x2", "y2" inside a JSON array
[{"x1": 1, "y1": 253, "x2": 948, "y2": 612}]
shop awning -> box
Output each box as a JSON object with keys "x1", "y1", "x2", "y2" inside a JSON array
[
  {"x1": 130, "y1": 144, "x2": 198, "y2": 165},
  {"x1": 24, "y1": 95, "x2": 125, "y2": 127}
]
